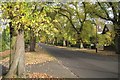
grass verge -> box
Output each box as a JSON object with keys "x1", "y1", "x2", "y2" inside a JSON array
[
  {"x1": 47, "y1": 44, "x2": 117, "y2": 56},
  {"x1": 25, "y1": 45, "x2": 56, "y2": 65}
]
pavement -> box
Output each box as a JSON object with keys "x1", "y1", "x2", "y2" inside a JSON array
[
  {"x1": 37, "y1": 43, "x2": 119, "y2": 78},
  {"x1": 26, "y1": 60, "x2": 77, "y2": 78}
]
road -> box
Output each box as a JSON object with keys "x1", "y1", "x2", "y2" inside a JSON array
[{"x1": 38, "y1": 43, "x2": 118, "y2": 78}]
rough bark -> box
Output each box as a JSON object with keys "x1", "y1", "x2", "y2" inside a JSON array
[
  {"x1": 17, "y1": 45, "x2": 25, "y2": 77},
  {"x1": 5, "y1": 30, "x2": 25, "y2": 78},
  {"x1": 9, "y1": 36, "x2": 16, "y2": 69}
]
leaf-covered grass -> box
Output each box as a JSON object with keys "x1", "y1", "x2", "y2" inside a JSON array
[
  {"x1": 54, "y1": 45, "x2": 117, "y2": 56},
  {"x1": 1, "y1": 45, "x2": 56, "y2": 78},
  {"x1": 0, "y1": 45, "x2": 56, "y2": 65},
  {"x1": 25, "y1": 45, "x2": 56, "y2": 65},
  {"x1": 0, "y1": 54, "x2": 10, "y2": 60},
  {"x1": 0, "y1": 50, "x2": 11, "y2": 60},
  {"x1": 26, "y1": 73, "x2": 52, "y2": 78}
]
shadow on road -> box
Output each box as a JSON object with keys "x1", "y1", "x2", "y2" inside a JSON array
[{"x1": 40, "y1": 43, "x2": 118, "y2": 62}]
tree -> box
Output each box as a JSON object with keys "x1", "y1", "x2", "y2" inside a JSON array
[
  {"x1": 1, "y1": 2, "x2": 46, "y2": 77},
  {"x1": 86, "y1": 2, "x2": 120, "y2": 53},
  {"x1": 1, "y1": 2, "x2": 28, "y2": 77},
  {"x1": 45, "y1": 2, "x2": 97, "y2": 48},
  {"x1": 1, "y1": 27, "x2": 10, "y2": 52},
  {"x1": 1, "y1": 2, "x2": 55, "y2": 77},
  {"x1": 55, "y1": 2, "x2": 87, "y2": 48}
]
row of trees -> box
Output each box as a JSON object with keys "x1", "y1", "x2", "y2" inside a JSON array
[
  {"x1": 0, "y1": 1, "x2": 120, "y2": 78},
  {"x1": 42, "y1": 2, "x2": 115, "y2": 49}
]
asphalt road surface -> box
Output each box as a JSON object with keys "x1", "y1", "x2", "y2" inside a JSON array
[{"x1": 38, "y1": 43, "x2": 119, "y2": 78}]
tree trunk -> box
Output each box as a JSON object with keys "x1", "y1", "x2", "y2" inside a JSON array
[
  {"x1": 9, "y1": 36, "x2": 16, "y2": 69},
  {"x1": 5, "y1": 30, "x2": 25, "y2": 78},
  {"x1": 30, "y1": 37, "x2": 36, "y2": 51},
  {"x1": 9, "y1": 22, "x2": 14, "y2": 69},
  {"x1": 80, "y1": 41, "x2": 84, "y2": 48},
  {"x1": 115, "y1": 30, "x2": 120, "y2": 54},
  {"x1": 63, "y1": 38, "x2": 67, "y2": 46},
  {"x1": 30, "y1": 30, "x2": 36, "y2": 52},
  {"x1": 113, "y1": 22, "x2": 120, "y2": 54},
  {"x1": 63, "y1": 40, "x2": 66, "y2": 46},
  {"x1": 52, "y1": 39, "x2": 55, "y2": 45},
  {"x1": 76, "y1": 40, "x2": 83, "y2": 48},
  {"x1": 76, "y1": 33, "x2": 83, "y2": 48},
  {"x1": 54, "y1": 37, "x2": 57, "y2": 46}
]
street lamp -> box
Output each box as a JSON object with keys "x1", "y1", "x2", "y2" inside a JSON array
[{"x1": 91, "y1": 18, "x2": 98, "y2": 53}]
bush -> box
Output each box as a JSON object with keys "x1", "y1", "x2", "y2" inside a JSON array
[{"x1": 0, "y1": 28, "x2": 10, "y2": 52}]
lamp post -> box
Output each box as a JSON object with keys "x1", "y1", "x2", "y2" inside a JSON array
[
  {"x1": 95, "y1": 25, "x2": 98, "y2": 53},
  {"x1": 92, "y1": 18, "x2": 98, "y2": 53}
]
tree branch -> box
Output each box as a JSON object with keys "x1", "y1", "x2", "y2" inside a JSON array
[
  {"x1": 109, "y1": 2, "x2": 117, "y2": 22},
  {"x1": 94, "y1": 12, "x2": 112, "y2": 21},
  {"x1": 82, "y1": 2, "x2": 87, "y2": 22},
  {"x1": 79, "y1": 2, "x2": 87, "y2": 32},
  {"x1": 118, "y1": 1, "x2": 120, "y2": 25},
  {"x1": 72, "y1": 3, "x2": 82, "y2": 24},
  {"x1": 98, "y1": 2, "x2": 111, "y2": 20},
  {"x1": 58, "y1": 12, "x2": 79, "y2": 33}
]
